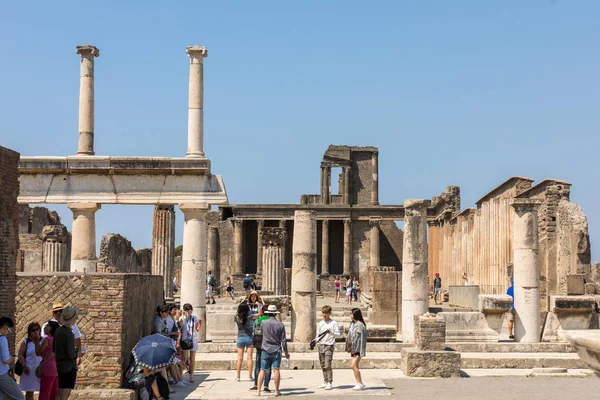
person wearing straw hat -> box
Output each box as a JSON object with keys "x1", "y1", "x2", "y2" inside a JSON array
[
  {"x1": 53, "y1": 306, "x2": 78, "y2": 400},
  {"x1": 41, "y1": 303, "x2": 84, "y2": 365},
  {"x1": 256, "y1": 305, "x2": 289, "y2": 398}
]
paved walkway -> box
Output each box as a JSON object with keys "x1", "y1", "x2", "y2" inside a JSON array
[{"x1": 169, "y1": 369, "x2": 597, "y2": 399}]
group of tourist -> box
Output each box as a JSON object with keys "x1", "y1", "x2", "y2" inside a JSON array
[
  {"x1": 231, "y1": 290, "x2": 368, "y2": 397},
  {"x1": 333, "y1": 276, "x2": 361, "y2": 304},
  {"x1": 0, "y1": 302, "x2": 82, "y2": 400}
]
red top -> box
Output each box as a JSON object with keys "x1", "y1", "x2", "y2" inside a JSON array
[{"x1": 41, "y1": 337, "x2": 58, "y2": 377}]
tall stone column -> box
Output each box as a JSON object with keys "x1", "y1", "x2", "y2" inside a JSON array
[
  {"x1": 369, "y1": 219, "x2": 381, "y2": 267},
  {"x1": 208, "y1": 226, "x2": 219, "y2": 281},
  {"x1": 42, "y1": 225, "x2": 68, "y2": 272},
  {"x1": 511, "y1": 198, "x2": 543, "y2": 343},
  {"x1": 321, "y1": 166, "x2": 330, "y2": 204},
  {"x1": 179, "y1": 203, "x2": 209, "y2": 342},
  {"x1": 68, "y1": 203, "x2": 101, "y2": 272},
  {"x1": 233, "y1": 219, "x2": 244, "y2": 275},
  {"x1": 152, "y1": 205, "x2": 176, "y2": 299},
  {"x1": 256, "y1": 220, "x2": 265, "y2": 275},
  {"x1": 402, "y1": 199, "x2": 430, "y2": 343},
  {"x1": 371, "y1": 152, "x2": 379, "y2": 205},
  {"x1": 185, "y1": 46, "x2": 208, "y2": 158},
  {"x1": 343, "y1": 219, "x2": 352, "y2": 277},
  {"x1": 261, "y1": 227, "x2": 287, "y2": 295},
  {"x1": 76, "y1": 45, "x2": 100, "y2": 156},
  {"x1": 343, "y1": 167, "x2": 351, "y2": 205},
  {"x1": 291, "y1": 211, "x2": 317, "y2": 342},
  {"x1": 321, "y1": 220, "x2": 330, "y2": 277}
]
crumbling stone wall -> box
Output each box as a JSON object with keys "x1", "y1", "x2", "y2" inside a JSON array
[
  {"x1": 15, "y1": 273, "x2": 162, "y2": 388},
  {"x1": 0, "y1": 146, "x2": 19, "y2": 348},
  {"x1": 98, "y1": 233, "x2": 151, "y2": 273},
  {"x1": 557, "y1": 199, "x2": 591, "y2": 293}
]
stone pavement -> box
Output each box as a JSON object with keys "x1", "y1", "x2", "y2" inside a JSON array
[{"x1": 169, "y1": 369, "x2": 597, "y2": 399}]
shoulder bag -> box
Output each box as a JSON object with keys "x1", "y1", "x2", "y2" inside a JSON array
[
  {"x1": 13, "y1": 339, "x2": 27, "y2": 376},
  {"x1": 35, "y1": 352, "x2": 54, "y2": 379},
  {"x1": 180, "y1": 317, "x2": 194, "y2": 351}
]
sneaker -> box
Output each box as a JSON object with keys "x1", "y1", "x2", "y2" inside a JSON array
[
  {"x1": 317, "y1": 383, "x2": 327, "y2": 389},
  {"x1": 352, "y1": 383, "x2": 365, "y2": 391},
  {"x1": 263, "y1": 388, "x2": 271, "y2": 393},
  {"x1": 175, "y1": 381, "x2": 187, "y2": 388},
  {"x1": 274, "y1": 390, "x2": 282, "y2": 397},
  {"x1": 212, "y1": 300, "x2": 216, "y2": 304},
  {"x1": 509, "y1": 335, "x2": 515, "y2": 339},
  {"x1": 234, "y1": 377, "x2": 241, "y2": 382},
  {"x1": 249, "y1": 386, "x2": 258, "y2": 391},
  {"x1": 325, "y1": 383, "x2": 333, "y2": 390},
  {"x1": 169, "y1": 387, "x2": 176, "y2": 393},
  {"x1": 249, "y1": 377, "x2": 254, "y2": 382}
]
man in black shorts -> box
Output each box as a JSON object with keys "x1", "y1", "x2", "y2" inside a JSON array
[{"x1": 54, "y1": 306, "x2": 79, "y2": 400}]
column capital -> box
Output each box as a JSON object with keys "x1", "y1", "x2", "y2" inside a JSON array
[
  {"x1": 209, "y1": 225, "x2": 219, "y2": 231},
  {"x1": 343, "y1": 219, "x2": 351, "y2": 227},
  {"x1": 257, "y1": 219, "x2": 265, "y2": 228},
  {"x1": 261, "y1": 227, "x2": 287, "y2": 247},
  {"x1": 68, "y1": 202, "x2": 101, "y2": 212},
  {"x1": 279, "y1": 220, "x2": 287, "y2": 228},
  {"x1": 321, "y1": 219, "x2": 329, "y2": 227},
  {"x1": 42, "y1": 225, "x2": 69, "y2": 242},
  {"x1": 369, "y1": 219, "x2": 382, "y2": 227},
  {"x1": 232, "y1": 219, "x2": 243, "y2": 228},
  {"x1": 76, "y1": 44, "x2": 100, "y2": 58},
  {"x1": 510, "y1": 198, "x2": 543, "y2": 211},
  {"x1": 186, "y1": 45, "x2": 208, "y2": 60},
  {"x1": 178, "y1": 203, "x2": 209, "y2": 216}
]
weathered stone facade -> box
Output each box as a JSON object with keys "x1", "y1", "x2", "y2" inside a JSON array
[
  {"x1": 0, "y1": 146, "x2": 20, "y2": 348},
  {"x1": 15, "y1": 273, "x2": 162, "y2": 388},
  {"x1": 98, "y1": 233, "x2": 152, "y2": 273}
]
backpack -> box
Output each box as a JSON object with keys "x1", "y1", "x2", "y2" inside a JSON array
[
  {"x1": 207, "y1": 275, "x2": 215, "y2": 288},
  {"x1": 243, "y1": 277, "x2": 251, "y2": 289},
  {"x1": 125, "y1": 360, "x2": 146, "y2": 390},
  {"x1": 252, "y1": 322, "x2": 263, "y2": 349}
]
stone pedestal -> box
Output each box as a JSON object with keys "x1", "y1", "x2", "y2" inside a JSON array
[
  {"x1": 233, "y1": 219, "x2": 244, "y2": 275},
  {"x1": 478, "y1": 294, "x2": 512, "y2": 337},
  {"x1": 400, "y1": 347, "x2": 461, "y2": 378},
  {"x1": 75, "y1": 45, "x2": 99, "y2": 156},
  {"x1": 369, "y1": 219, "x2": 381, "y2": 267},
  {"x1": 185, "y1": 46, "x2": 208, "y2": 158},
  {"x1": 291, "y1": 210, "x2": 317, "y2": 342},
  {"x1": 321, "y1": 220, "x2": 329, "y2": 276},
  {"x1": 343, "y1": 219, "x2": 352, "y2": 277},
  {"x1": 152, "y1": 205, "x2": 175, "y2": 298},
  {"x1": 69, "y1": 203, "x2": 101, "y2": 272},
  {"x1": 42, "y1": 225, "x2": 68, "y2": 272},
  {"x1": 402, "y1": 199, "x2": 430, "y2": 343},
  {"x1": 371, "y1": 267, "x2": 401, "y2": 328},
  {"x1": 261, "y1": 227, "x2": 287, "y2": 295},
  {"x1": 511, "y1": 198, "x2": 543, "y2": 343},
  {"x1": 415, "y1": 314, "x2": 446, "y2": 351},
  {"x1": 179, "y1": 203, "x2": 208, "y2": 342}
]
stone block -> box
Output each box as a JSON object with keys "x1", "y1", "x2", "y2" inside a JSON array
[
  {"x1": 542, "y1": 295, "x2": 597, "y2": 342},
  {"x1": 449, "y1": 285, "x2": 480, "y2": 308},
  {"x1": 438, "y1": 312, "x2": 499, "y2": 342},
  {"x1": 584, "y1": 283, "x2": 596, "y2": 295},
  {"x1": 567, "y1": 275, "x2": 585, "y2": 295},
  {"x1": 478, "y1": 294, "x2": 512, "y2": 334},
  {"x1": 400, "y1": 347, "x2": 461, "y2": 378},
  {"x1": 415, "y1": 313, "x2": 446, "y2": 350}
]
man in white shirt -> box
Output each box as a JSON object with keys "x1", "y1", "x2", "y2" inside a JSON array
[
  {"x1": 315, "y1": 305, "x2": 341, "y2": 390},
  {"x1": 41, "y1": 302, "x2": 85, "y2": 363}
]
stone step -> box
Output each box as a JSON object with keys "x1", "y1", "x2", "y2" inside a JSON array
[
  {"x1": 197, "y1": 342, "x2": 409, "y2": 353},
  {"x1": 446, "y1": 342, "x2": 576, "y2": 353},
  {"x1": 459, "y1": 352, "x2": 586, "y2": 369}
]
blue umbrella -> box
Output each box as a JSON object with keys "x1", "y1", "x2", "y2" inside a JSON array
[{"x1": 132, "y1": 334, "x2": 177, "y2": 370}]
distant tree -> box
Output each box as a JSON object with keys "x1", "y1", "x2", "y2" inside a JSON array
[{"x1": 175, "y1": 245, "x2": 183, "y2": 257}]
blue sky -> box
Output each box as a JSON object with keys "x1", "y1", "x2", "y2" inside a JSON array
[{"x1": 1, "y1": 1, "x2": 598, "y2": 259}]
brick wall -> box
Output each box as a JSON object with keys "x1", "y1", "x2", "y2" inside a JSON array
[
  {"x1": 15, "y1": 273, "x2": 162, "y2": 388},
  {"x1": 0, "y1": 146, "x2": 20, "y2": 348}
]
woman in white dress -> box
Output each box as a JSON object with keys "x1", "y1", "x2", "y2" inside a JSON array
[
  {"x1": 18, "y1": 322, "x2": 43, "y2": 400},
  {"x1": 180, "y1": 303, "x2": 201, "y2": 383}
]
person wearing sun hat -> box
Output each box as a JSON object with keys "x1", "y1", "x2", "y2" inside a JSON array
[
  {"x1": 256, "y1": 305, "x2": 289, "y2": 397},
  {"x1": 42, "y1": 303, "x2": 84, "y2": 363},
  {"x1": 53, "y1": 306, "x2": 79, "y2": 400}
]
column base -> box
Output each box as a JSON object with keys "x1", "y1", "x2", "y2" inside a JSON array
[
  {"x1": 185, "y1": 152, "x2": 206, "y2": 159},
  {"x1": 71, "y1": 259, "x2": 97, "y2": 273}
]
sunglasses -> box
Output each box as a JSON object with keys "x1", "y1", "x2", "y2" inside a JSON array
[
  {"x1": 31, "y1": 328, "x2": 40, "y2": 332},
  {"x1": 53, "y1": 310, "x2": 63, "y2": 314}
]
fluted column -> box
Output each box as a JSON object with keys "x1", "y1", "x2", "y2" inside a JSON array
[
  {"x1": 42, "y1": 226, "x2": 68, "y2": 272},
  {"x1": 76, "y1": 45, "x2": 100, "y2": 156},
  {"x1": 343, "y1": 167, "x2": 351, "y2": 205},
  {"x1": 343, "y1": 219, "x2": 352, "y2": 276},
  {"x1": 261, "y1": 227, "x2": 287, "y2": 295},
  {"x1": 185, "y1": 46, "x2": 208, "y2": 158},
  {"x1": 321, "y1": 165, "x2": 330, "y2": 204},
  {"x1": 179, "y1": 203, "x2": 209, "y2": 342},
  {"x1": 291, "y1": 211, "x2": 317, "y2": 342},
  {"x1": 371, "y1": 151, "x2": 379, "y2": 205},
  {"x1": 511, "y1": 198, "x2": 543, "y2": 343},
  {"x1": 69, "y1": 203, "x2": 101, "y2": 272},
  {"x1": 369, "y1": 219, "x2": 381, "y2": 267},
  {"x1": 402, "y1": 199, "x2": 430, "y2": 343},
  {"x1": 233, "y1": 219, "x2": 244, "y2": 275},
  {"x1": 321, "y1": 220, "x2": 330, "y2": 277},
  {"x1": 152, "y1": 205, "x2": 176, "y2": 299},
  {"x1": 208, "y1": 226, "x2": 219, "y2": 282},
  {"x1": 256, "y1": 220, "x2": 264, "y2": 275}
]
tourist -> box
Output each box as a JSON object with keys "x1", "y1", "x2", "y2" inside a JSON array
[
  {"x1": 225, "y1": 277, "x2": 235, "y2": 300},
  {"x1": 36, "y1": 321, "x2": 60, "y2": 400},
  {"x1": 243, "y1": 274, "x2": 252, "y2": 291},
  {"x1": 180, "y1": 303, "x2": 201, "y2": 382},
  {"x1": 18, "y1": 322, "x2": 43, "y2": 400},
  {"x1": 165, "y1": 305, "x2": 187, "y2": 388},
  {"x1": 0, "y1": 316, "x2": 24, "y2": 400},
  {"x1": 463, "y1": 272, "x2": 469, "y2": 285},
  {"x1": 234, "y1": 303, "x2": 256, "y2": 382},
  {"x1": 334, "y1": 277, "x2": 341, "y2": 303},
  {"x1": 246, "y1": 291, "x2": 264, "y2": 316},
  {"x1": 316, "y1": 305, "x2": 341, "y2": 390},
  {"x1": 249, "y1": 307, "x2": 271, "y2": 393},
  {"x1": 345, "y1": 276, "x2": 353, "y2": 304},
  {"x1": 54, "y1": 306, "x2": 79, "y2": 400},
  {"x1": 249, "y1": 279, "x2": 257, "y2": 291},
  {"x1": 173, "y1": 277, "x2": 178, "y2": 294},
  {"x1": 206, "y1": 270, "x2": 216, "y2": 304},
  {"x1": 507, "y1": 277, "x2": 515, "y2": 339},
  {"x1": 154, "y1": 306, "x2": 169, "y2": 336},
  {"x1": 355, "y1": 278, "x2": 361, "y2": 302},
  {"x1": 256, "y1": 305, "x2": 289, "y2": 397},
  {"x1": 41, "y1": 303, "x2": 85, "y2": 365},
  {"x1": 433, "y1": 272, "x2": 442, "y2": 305},
  {"x1": 345, "y1": 308, "x2": 367, "y2": 391},
  {"x1": 351, "y1": 277, "x2": 358, "y2": 302}
]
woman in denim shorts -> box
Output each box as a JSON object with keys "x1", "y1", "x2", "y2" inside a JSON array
[{"x1": 234, "y1": 303, "x2": 260, "y2": 382}]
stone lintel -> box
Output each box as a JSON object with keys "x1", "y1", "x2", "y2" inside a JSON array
[
  {"x1": 510, "y1": 198, "x2": 543, "y2": 210},
  {"x1": 76, "y1": 44, "x2": 100, "y2": 57},
  {"x1": 404, "y1": 199, "x2": 431, "y2": 210}
]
